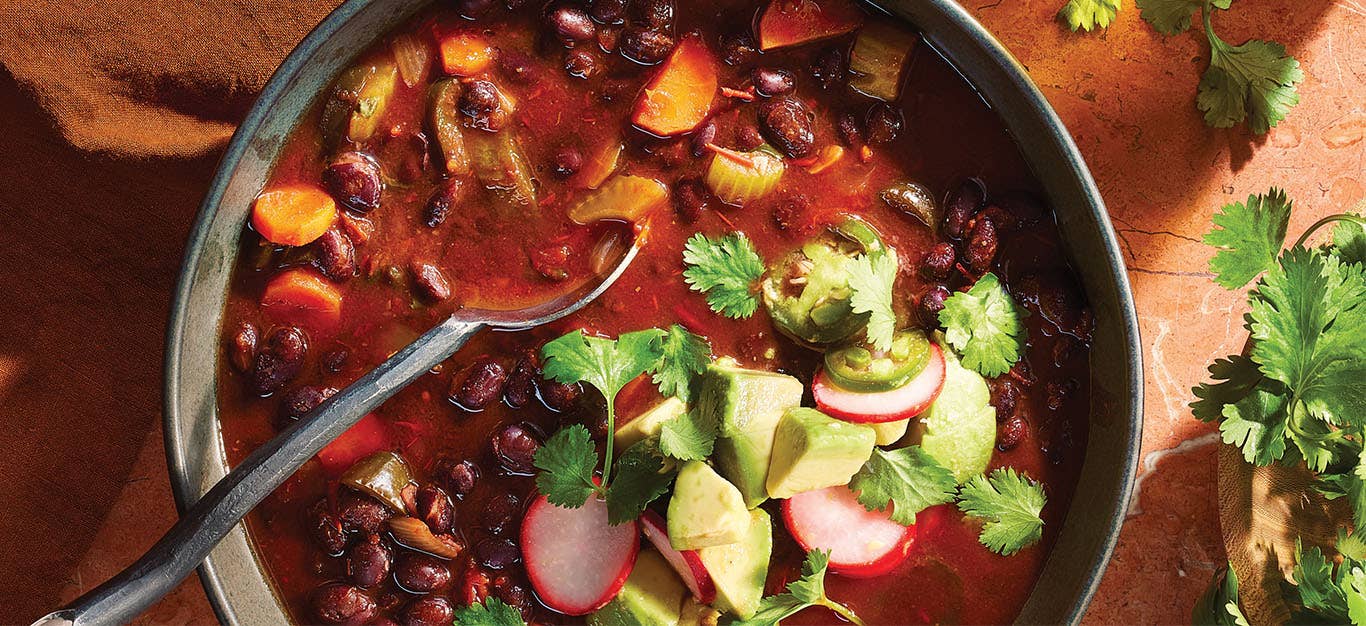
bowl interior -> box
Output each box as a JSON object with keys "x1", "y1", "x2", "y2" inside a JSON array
[{"x1": 164, "y1": 2, "x2": 1141, "y2": 623}]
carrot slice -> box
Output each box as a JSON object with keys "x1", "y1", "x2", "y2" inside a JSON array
[
  {"x1": 758, "y1": 0, "x2": 864, "y2": 51},
  {"x1": 632, "y1": 35, "x2": 717, "y2": 136},
  {"x1": 317, "y1": 413, "x2": 389, "y2": 474},
  {"x1": 574, "y1": 140, "x2": 624, "y2": 190},
  {"x1": 252, "y1": 184, "x2": 338, "y2": 247},
  {"x1": 262, "y1": 268, "x2": 344, "y2": 329},
  {"x1": 440, "y1": 33, "x2": 495, "y2": 76}
]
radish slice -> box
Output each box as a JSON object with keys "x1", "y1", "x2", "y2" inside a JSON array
[
  {"x1": 640, "y1": 509, "x2": 717, "y2": 603},
  {"x1": 521, "y1": 494, "x2": 640, "y2": 615},
  {"x1": 813, "y1": 343, "x2": 946, "y2": 423},
  {"x1": 782, "y1": 485, "x2": 915, "y2": 578}
]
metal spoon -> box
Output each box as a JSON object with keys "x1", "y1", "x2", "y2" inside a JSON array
[{"x1": 34, "y1": 241, "x2": 640, "y2": 626}]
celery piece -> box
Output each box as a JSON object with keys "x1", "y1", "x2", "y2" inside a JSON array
[
  {"x1": 849, "y1": 22, "x2": 918, "y2": 102},
  {"x1": 705, "y1": 147, "x2": 784, "y2": 207},
  {"x1": 569, "y1": 174, "x2": 669, "y2": 224}
]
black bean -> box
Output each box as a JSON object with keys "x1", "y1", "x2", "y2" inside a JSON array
[
  {"x1": 811, "y1": 46, "x2": 847, "y2": 90},
  {"x1": 1047, "y1": 379, "x2": 1078, "y2": 411},
  {"x1": 410, "y1": 262, "x2": 452, "y2": 303},
  {"x1": 619, "y1": 27, "x2": 674, "y2": 65},
  {"x1": 493, "y1": 581, "x2": 531, "y2": 616},
  {"x1": 483, "y1": 493, "x2": 522, "y2": 535},
  {"x1": 977, "y1": 205, "x2": 1019, "y2": 234},
  {"x1": 548, "y1": 6, "x2": 596, "y2": 44},
  {"x1": 503, "y1": 352, "x2": 539, "y2": 408},
  {"x1": 422, "y1": 179, "x2": 466, "y2": 228},
  {"x1": 322, "y1": 347, "x2": 349, "y2": 373},
  {"x1": 250, "y1": 326, "x2": 307, "y2": 396},
  {"x1": 456, "y1": 0, "x2": 497, "y2": 18},
  {"x1": 475, "y1": 538, "x2": 522, "y2": 570},
  {"x1": 401, "y1": 596, "x2": 453, "y2": 626},
  {"x1": 322, "y1": 152, "x2": 383, "y2": 213},
  {"x1": 589, "y1": 0, "x2": 627, "y2": 23},
  {"x1": 308, "y1": 499, "x2": 347, "y2": 555},
  {"x1": 459, "y1": 80, "x2": 503, "y2": 130},
  {"x1": 719, "y1": 30, "x2": 758, "y2": 66},
  {"x1": 991, "y1": 378, "x2": 1022, "y2": 420},
  {"x1": 415, "y1": 484, "x2": 455, "y2": 534},
  {"x1": 346, "y1": 533, "x2": 393, "y2": 588},
  {"x1": 279, "y1": 385, "x2": 338, "y2": 423},
  {"x1": 918, "y1": 284, "x2": 951, "y2": 327},
  {"x1": 312, "y1": 583, "x2": 376, "y2": 624},
  {"x1": 944, "y1": 179, "x2": 986, "y2": 240},
  {"x1": 553, "y1": 146, "x2": 584, "y2": 177},
  {"x1": 394, "y1": 554, "x2": 452, "y2": 593},
  {"x1": 228, "y1": 320, "x2": 257, "y2": 374},
  {"x1": 835, "y1": 111, "x2": 862, "y2": 147},
  {"x1": 630, "y1": 0, "x2": 674, "y2": 29},
  {"x1": 434, "y1": 458, "x2": 481, "y2": 498},
  {"x1": 337, "y1": 490, "x2": 393, "y2": 534},
  {"x1": 772, "y1": 193, "x2": 809, "y2": 232},
  {"x1": 491, "y1": 422, "x2": 542, "y2": 474},
  {"x1": 752, "y1": 67, "x2": 796, "y2": 97},
  {"x1": 997, "y1": 415, "x2": 1028, "y2": 451},
  {"x1": 313, "y1": 228, "x2": 357, "y2": 281},
  {"x1": 865, "y1": 103, "x2": 903, "y2": 145},
  {"x1": 690, "y1": 120, "x2": 717, "y2": 157},
  {"x1": 758, "y1": 97, "x2": 815, "y2": 158},
  {"x1": 965, "y1": 216, "x2": 999, "y2": 271},
  {"x1": 672, "y1": 178, "x2": 708, "y2": 222},
  {"x1": 566, "y1": 47, "x2": 603, "y2": 78},
  {"x1": 921, "y1": 242, "x2": 956, "y2": 280},
  {"x1": 735, "y1": 125, "x2": 764, "y2": 151},
  {"x1": 538, "y1": 378, "x2": 582, "y2": 412},
  {"x1": 451, "y1": 358, "x2": 508, "y2": 411}
]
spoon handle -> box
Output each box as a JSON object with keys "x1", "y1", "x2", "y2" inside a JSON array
[{"x1": 35, "y1": 316, "x2": 485, "y2": 626}]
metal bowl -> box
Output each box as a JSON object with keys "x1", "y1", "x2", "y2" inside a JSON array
[{"x1": 164, "y1": 1, "x2": 1142, "y2": 623}]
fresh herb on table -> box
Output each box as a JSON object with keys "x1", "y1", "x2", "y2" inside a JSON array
[
  {"x1": 1059, "y1": 0, "x2": 1303, "y2": 136},
  {"x1": 847, "y1": 249, "x2": 899, "y2": 352},
  {"x1": 938, "y1": 272, "x2": 1027, "y2": 378},
  {"x1": 956, "y1": 468, "x2": 1048, "y2": 556},
  {"x1": 733, "y1": 550, "x2": 865, "y2": 626},
  {"x1": 1191, "y1": 189, "x2": 1366, "y2": 621},
  {"x1": 454, "y1": 597, "x2": 526, "y2": 626},
  {"x1": 683, "y1": 232, "x2": 766, "y2": 319},
  {"x1": 848, "y1": 446, "x2": 958, "y2": 525}
]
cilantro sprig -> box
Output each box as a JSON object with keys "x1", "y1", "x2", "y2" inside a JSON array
[
  {"x1": 847, "y1": 249, "x2": 899, "y2": 352},
  {"x1": 652, "y1": 324, "x2": 711, "y2": 402},
  {"x1": 1289, "y1": 540, "x2": 1366, "y2": 624},
  {"x1": 454, "y1": 598, "x2": 526, "y2": 626},
  {"x1": 732, "y1": 551, "x2": 865, "y2": 626},
  {"x1": 938, "y1": 272, "x2": 1027, "y2": 378},
  {"x1": 683, "y1": 232, "x2": 765, "y2": 319},
  {"x1": 1204, "y1": 189, "x2": 1292, "y2": 289},
  {"x1": 956, "y1": 468, "x2": 1048, "y2": 556},
  {"x1": 848, "y1": 446, "x2": 958, "y2": 526}
]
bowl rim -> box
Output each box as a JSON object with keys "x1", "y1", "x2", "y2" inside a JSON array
[{"x1": 164, "y1": 1, "x2": 1142, "y2": 623}]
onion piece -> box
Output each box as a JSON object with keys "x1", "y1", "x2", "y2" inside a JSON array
[
  {"x1": 388, "y1": 516, "x2": 463, "y2": 559},
  {"x1": 391, "y1": 32, "x2": 431, "y2": 89}
]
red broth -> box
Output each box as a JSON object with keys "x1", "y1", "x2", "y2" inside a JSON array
[{"x1": 218, "y1": 2, "x2": 1091, "y2": 624}]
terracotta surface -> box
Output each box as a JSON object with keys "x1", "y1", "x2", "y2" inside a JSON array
[{"x1": 0, "y1": 1, "x2": 1362, "y2": 624}]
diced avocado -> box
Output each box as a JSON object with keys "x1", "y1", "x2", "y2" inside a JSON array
[
  {"x1": 910, "y1": 348, "x2": 996, "y2": 483},
  {"x1": 766, "y1": 408, "x2": 876, "y2": 499},
  {"x1": 696, "y1": 364, "x2": 804, "y2": 508},
  {"x1": 588, "y1": 548, "x2": 685, "y2": 626},
  {"x1": 696, "y1": 508, "x2": 772, "y2": 619},
  {"x1": 616, "y1": 397, "x2": 688, "y2": 454},
  {"x1": 668, "y1": 461, "x2": 749, "y2": 549},
  {"x1": 869, "y1": 419, "x2": 909, "y2": 446},
  {"x1": 678, "y1": 597, "x2": 721, "y2": 626}
]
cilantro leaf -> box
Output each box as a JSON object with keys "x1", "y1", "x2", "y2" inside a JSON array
[
  {"x1": 1191, "y1": 354, "x2": 1264, "y2": 422},
  {"x1": 682, "y1": 232, "x2": 765, "y2": 319},
  {"x1": 1136, "y1": 0, "x2": 1203, "y2": 35},
  {"x1": 1316, "y1": 444, "x2": 1366, "y2": 531},
  {"x1": 1249, "y1": 248, "x2": 1366, "y2": 427},
  {"x1": 1294, "y1": 541, "x2": 1350, "y2": 621},
  {"x1": 1192, "y1": 563, "x2": 1249, "y2": 626},
  {"x1": 1217, "y1": 384, "x2": 1290, "y2": 467},
  {"x1": 454, "y1": 598, "x2": 526, "y2": 626},
  {"x1": 605, "y1": 439, "x2": 677, "y2": 525},
  {"x1": 659, "y1": 410, "x2": 716, "y2": 461},
  {"x1": 1333, "y1": 213, "x2": 1366, "y2": 266},
  {"x1": 1198, "y1": 26, "x2": 1303, "y2": 134},
  {"x1": 956, "y1": 468, "x2": 1047, "y2": 556},
  {"x1": 532, "y1": 424, "x2": 600, "y2": 508},
  {"x1": 1340, "y1": 528, "x2": 1366, "y2": 562},
  {"x1": 732, "y1": 550, "x2": 862, "y2": 626},
  {"x1": 651, "y1": 325, "x2": 711, "y2": 402},
  {"x1": 540, "y1": 329, "x2": 665, "y2": 489},
  {"x1": 938, "y1": 272, "x2": 1027, "y2": 377},
  {"x1": 1057, "y1": 0, "x2": 1121, "y2": 32},
  {"x1": 847, "y1": 250, "x2": 898, "y2": 351},
  {"x1": 848, "y1": 447, "x2": 958, "y2": 526},
  {"x1": 1204, "y1": 189, "x2": 1292, "y2": 289}
]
